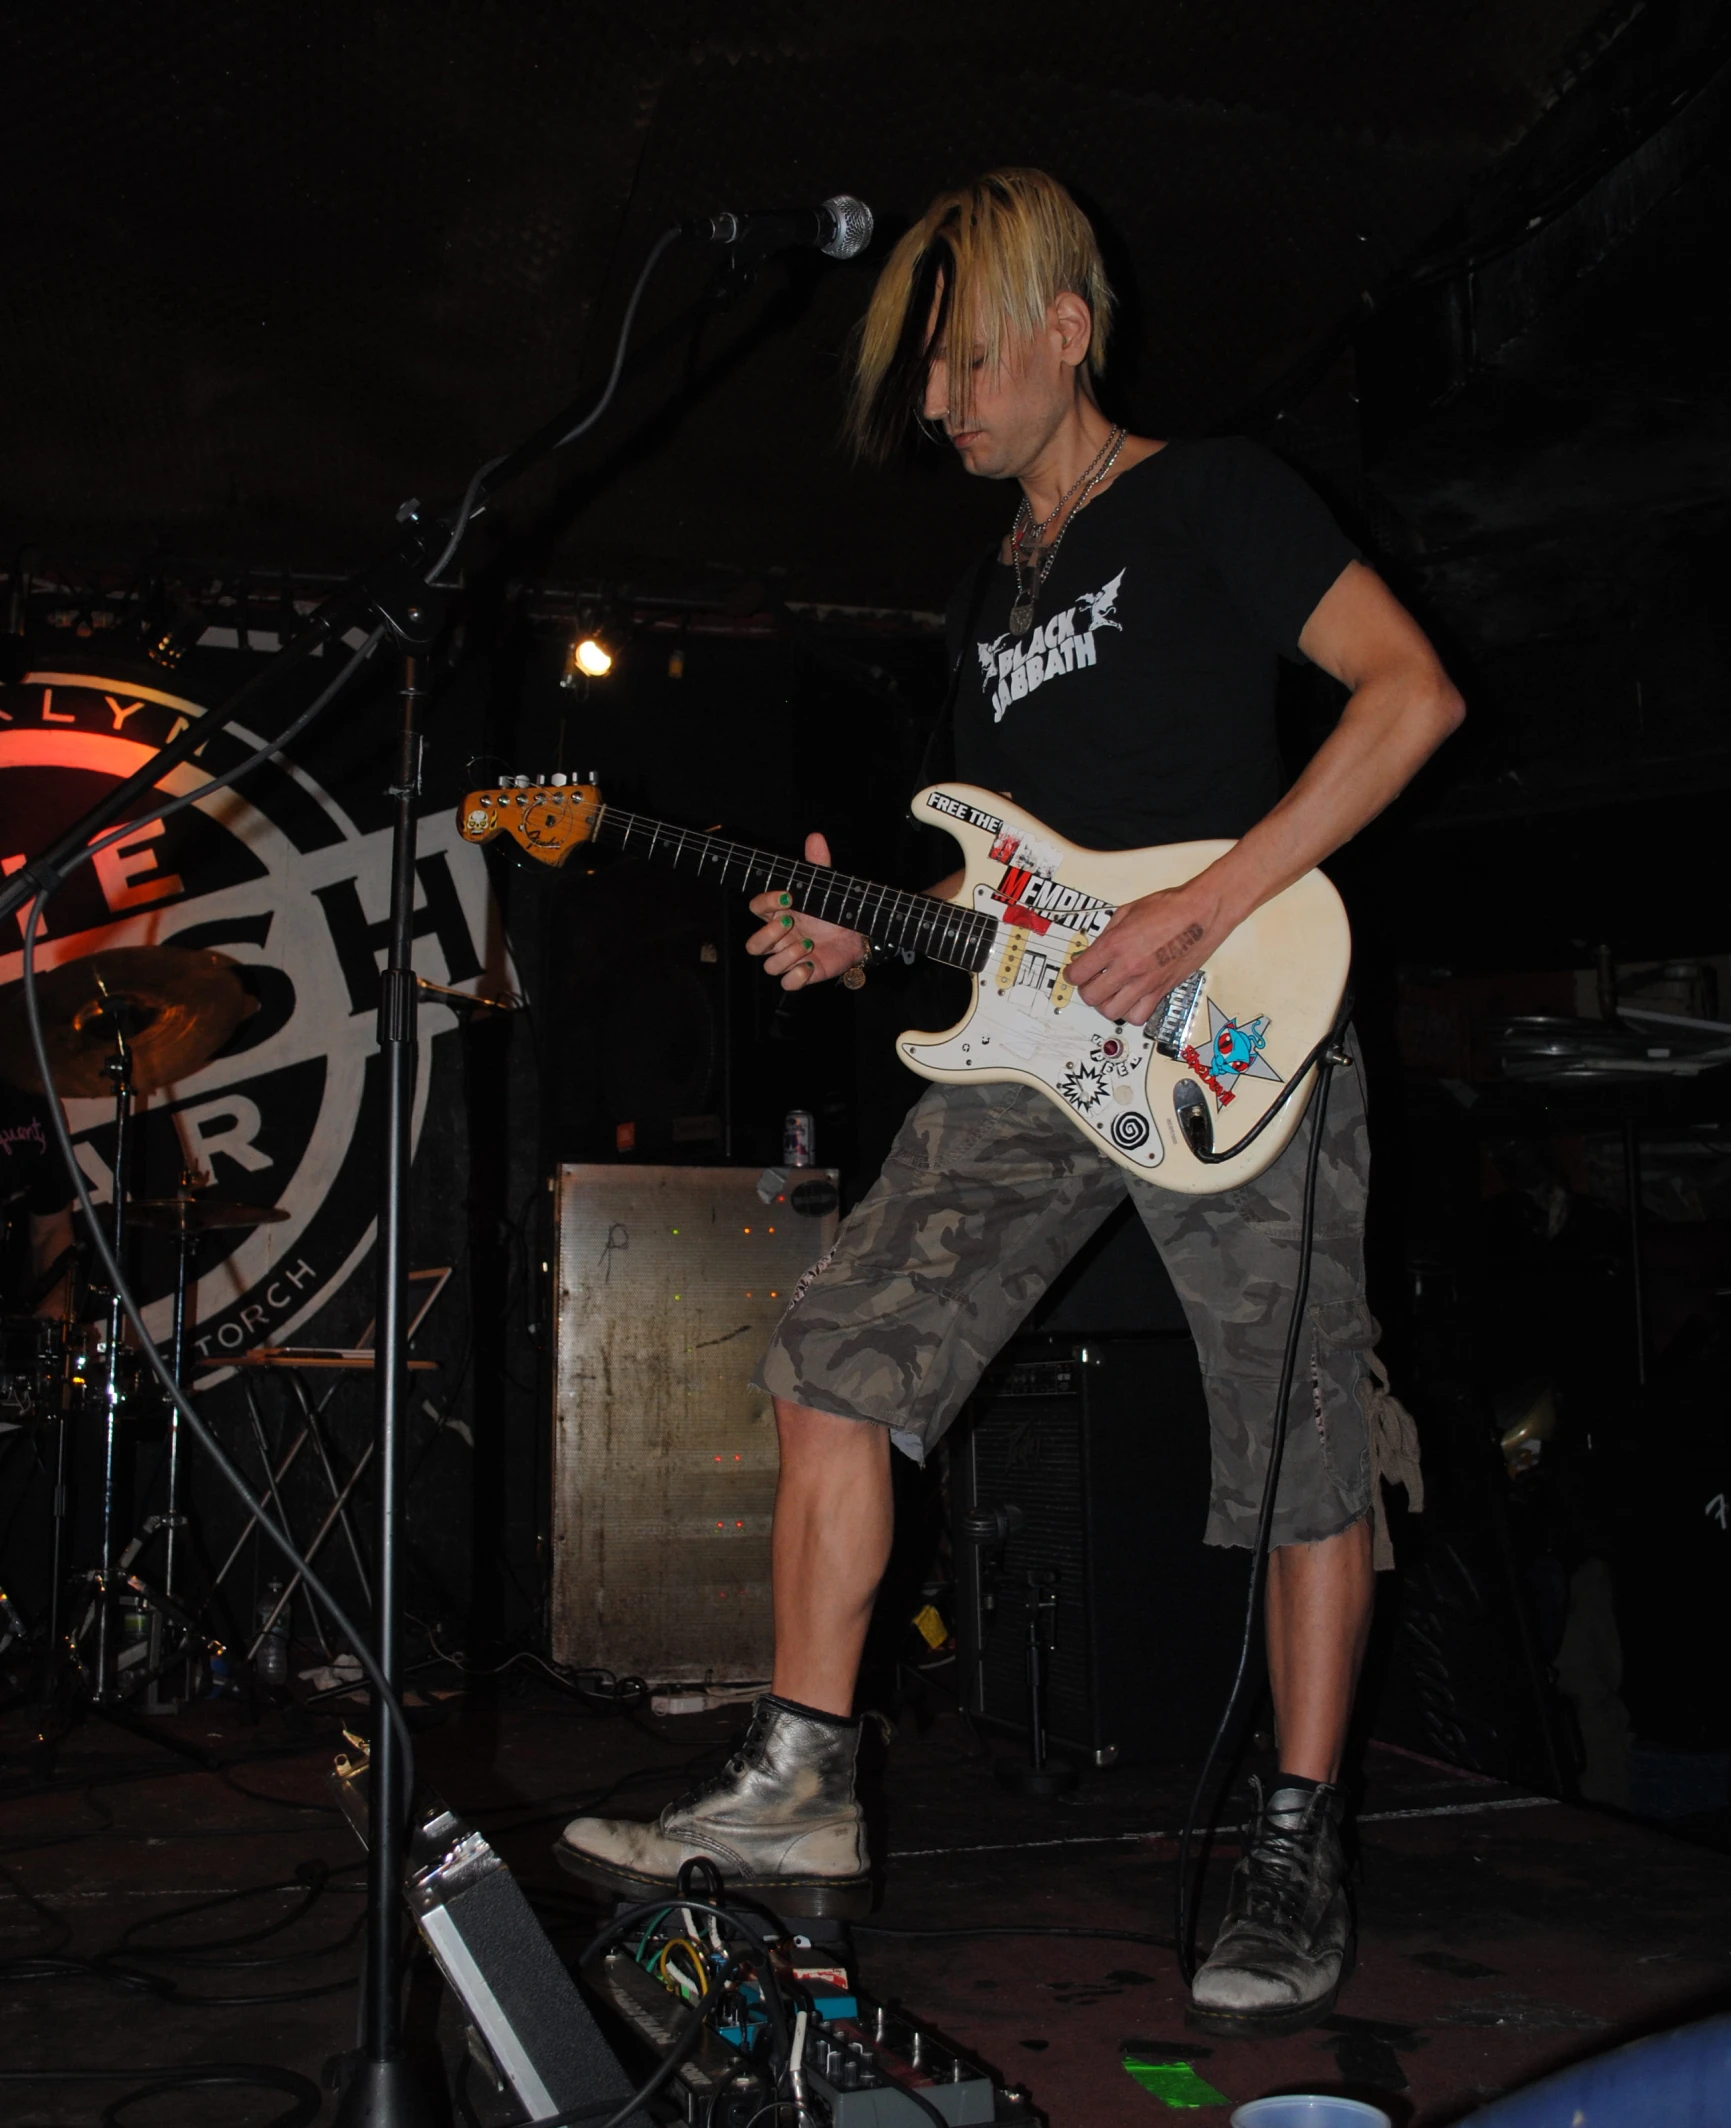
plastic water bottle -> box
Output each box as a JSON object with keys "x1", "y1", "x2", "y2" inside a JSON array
[{"x1": 255, "y1": 1581, "x2": 290, "y2": 1686}]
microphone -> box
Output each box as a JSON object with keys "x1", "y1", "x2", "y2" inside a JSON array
[{"x1": 683, "y1": 195, "x2": 874, "y2": 261}]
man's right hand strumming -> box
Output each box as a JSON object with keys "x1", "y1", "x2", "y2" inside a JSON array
[{"x1": 746, "y1": 831, "x2": 869, "y2": 990}]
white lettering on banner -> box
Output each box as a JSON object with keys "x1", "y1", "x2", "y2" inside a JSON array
[
  {"x1": 74, "y1": 1140, "x2": 113, "y2": 1206},
  {"x1": 91, "y1": 815, "x2": 184, "y2": 912},
  {"x1": 192, "y1": 1258, "x2": 318, "y2": 1361},
  {"x1": 979, "y1": 569, "x2": 1126, "y2": 722},
  {"x1": 40, "y1": 689, "x2": 74, "y2": 725},
  {"x1": 105, "y1": 697, "x2": 145, "y2": 732},
  {"x1": 176, "y1": 1094, "x2": 272, "y2": 1174}
]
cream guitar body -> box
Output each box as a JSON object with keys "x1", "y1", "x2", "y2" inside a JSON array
[
  {"x1": 458, "y1": 776, "x2": 1352, "y2": 1194},
  {"x1": 891, "y1": 786, "x2": 1349, "y2": 1192}
]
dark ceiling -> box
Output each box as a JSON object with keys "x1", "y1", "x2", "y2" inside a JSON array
[
  {"x1": 3, "y1": 0, "x2": 1730, "y2": 837},
  {"x1": 0, "y1": 3, "x2": 1709, "y2": 586}
]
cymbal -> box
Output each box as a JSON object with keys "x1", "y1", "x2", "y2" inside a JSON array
[
  {"x1": 127, "y1": 1196, "x2": 289, "y2": 1233},
  {"x1": 0, "y1": 946, "x2": 251, "y2": 1098}
]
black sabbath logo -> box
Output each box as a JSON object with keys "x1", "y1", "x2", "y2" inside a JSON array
[{"x1": 0, "y1": 671, "x2": 511, "y2": 1367}]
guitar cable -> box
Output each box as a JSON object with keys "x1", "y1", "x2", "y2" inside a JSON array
[
  {"x1": 1173, "y1": 987, "x2": 1356, "y2": 1985},
  {"x1": 1174, "y1": 989, "x2": 1353, "y2": 1170}
]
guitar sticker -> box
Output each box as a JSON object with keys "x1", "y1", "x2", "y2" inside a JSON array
[
  {"x1": 926, "y1": 790, "x2": 1004, "y2": 837},
  {"x1": 1057, "y1": 1060, "x2": 1110, "y2": 1113},
  {"x1": 1182, "y1": 1000, "x2": 1283, "y2": 1110}
]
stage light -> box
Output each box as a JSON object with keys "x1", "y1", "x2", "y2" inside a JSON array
[
  {"x1": 561, "y1": 611, "x2": 618, "y2": 689},
  {"x1": 134, "y1": 582, "x2": 206, "y2": 670}
]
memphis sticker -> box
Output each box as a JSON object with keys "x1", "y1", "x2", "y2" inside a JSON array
[{"x1": 1181, "y1": 998, "x2": 1283, "y2": 1110}]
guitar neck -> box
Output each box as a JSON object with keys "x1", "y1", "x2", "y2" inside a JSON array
[{"x1": 591, "y1": 807, "x2": 997, "y2": 974}]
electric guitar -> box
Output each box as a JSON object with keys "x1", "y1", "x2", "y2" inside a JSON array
[{"x1": 458, "y1": 778, "x2": 1351, "y2": 1194}]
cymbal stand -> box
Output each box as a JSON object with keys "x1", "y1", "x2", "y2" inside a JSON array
[
  {"x1": 91, "y1": 975, "x2": 136, "y2": 1704},
  {"x1": 39, "y1": 1281, "x2": 80, "y2": 1711},
  {"x1": 145, "y1": 1178, "x2": 200, "y2": 1712}
]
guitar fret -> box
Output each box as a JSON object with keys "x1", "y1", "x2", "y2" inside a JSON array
[{"x1": 587, "y1": 805, "x2": 999, "y2": 974}]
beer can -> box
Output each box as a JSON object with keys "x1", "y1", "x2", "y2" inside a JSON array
[{"x1": 783, "y1": 1109, "x2": 815, "y2": 1169}]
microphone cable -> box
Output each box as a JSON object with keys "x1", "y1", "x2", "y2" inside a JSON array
[
  {"x1": 429, "y1": 222, "x2": 687, "y2": 581},
  {"x1": 17, "y1": 626, "x2": 421, "y2": 1818}
]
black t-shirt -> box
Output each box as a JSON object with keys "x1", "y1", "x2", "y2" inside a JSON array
[
  {"x1": 945, "y1": 436, "x2": 1359, "y2": 851},
  {"x1": 1, "y1": 1084, "x2": 71, "y2": 1303}
]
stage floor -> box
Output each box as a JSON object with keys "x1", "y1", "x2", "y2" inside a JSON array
[{"x1": 2, "y1": 1680, "x2": 1727, "y2": 2125}]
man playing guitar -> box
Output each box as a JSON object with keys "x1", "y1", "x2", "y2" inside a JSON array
[{"x1": 559, "y1": 168, "x2": 1463, "y2": 2036}]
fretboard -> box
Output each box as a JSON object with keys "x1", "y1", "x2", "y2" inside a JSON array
[{"x1": 591, "y1": 807, "x2": 998, "y2": 974}]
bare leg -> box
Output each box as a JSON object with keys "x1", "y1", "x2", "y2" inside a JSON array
[
  {"x1": 1265, "y1": 1516, "x2": 1374, "y2": 1783},
  {"x1": 769, "y1": 1398, "x2": 894, "y2": 1717}
]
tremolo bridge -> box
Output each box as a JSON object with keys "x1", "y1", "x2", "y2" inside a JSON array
[{"x1": 1151, "y1": 969, "x2": 1206, "y2": 1058}]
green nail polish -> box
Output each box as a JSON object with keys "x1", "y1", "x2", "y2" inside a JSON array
[
  {"x1": 802, "y1": 938, "x2": 815, "y2": 953},
  {"x1": 780, "y1": 913, "x2": 794, "y2": 928},
  {"x1": 777, "y1": 893, "x2": 792, "y2": 907}
]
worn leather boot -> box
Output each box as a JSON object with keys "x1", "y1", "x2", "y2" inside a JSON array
[
  {"x1": 1188, "y1": 1778, "x2": 1352, "y2": 2037},
  {"x1": 554, "y1": 1696, "x2": 871, "y2": 1917}
]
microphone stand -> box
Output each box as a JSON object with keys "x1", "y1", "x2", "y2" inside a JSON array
[{"x1": 0, "y1": 225, "x2": 703, "y2": 2128}]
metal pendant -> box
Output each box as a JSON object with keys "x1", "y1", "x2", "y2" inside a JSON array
[{"x1": 1008, "y1": 597, "x2": 1035, "y2": 636}]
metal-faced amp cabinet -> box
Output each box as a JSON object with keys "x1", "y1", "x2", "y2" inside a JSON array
[{"x1": 550, "y1": 1164, "x2": 840, "y2": 1680}]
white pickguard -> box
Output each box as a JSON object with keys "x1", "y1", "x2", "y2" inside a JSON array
[
  {"x1": 902, "y1": 886, "x2": 1174, "y2": 1169},
  {"x1": 896, "y1": 785, "x2": 1352, "y2": 1195}
]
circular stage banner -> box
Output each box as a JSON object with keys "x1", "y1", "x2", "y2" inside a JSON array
[{"x1": 0, "y1": 664, "x2": 512, "y2": 1367}]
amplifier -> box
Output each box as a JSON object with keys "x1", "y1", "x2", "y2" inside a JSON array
[
  {"x1": 953, "y1": 1334, "x2": 1247, "y2": 1767},
  {"x1": 550, "y1": 1163, "x2": 840, "y2": 1681}
]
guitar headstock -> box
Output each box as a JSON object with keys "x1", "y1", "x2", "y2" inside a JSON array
[{"x1": 459, "y1": 779, "x2": 601, "y2": 868}]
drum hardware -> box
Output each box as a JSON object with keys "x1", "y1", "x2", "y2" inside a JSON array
[
  {"x1": 0, "y1": 1583, "x2": 31, "y2": 1659},
  {"x1": 193, "y1": 1275, "x2": 450, "y2": 1673},
  {"x1": 0, "y1": 953, "x2": 251, "y2": 1716},
  {"x1": 1, "y1": 1312, "x2": 66, "y2": 1424}
]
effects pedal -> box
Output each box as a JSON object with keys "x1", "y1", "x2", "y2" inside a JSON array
[
  {"x1": 803, "y1": 1994, "x2": 1016, "y2": 2125},
  {"x1": 596, "y1": 1899, "x2": 1040, "y2": 2126}
]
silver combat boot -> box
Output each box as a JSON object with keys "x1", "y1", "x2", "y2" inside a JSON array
[
  {"x1": 1188, "y1": 1778, "x2": 1352, "y2": 2037},
  {"x1": 555, "y1": 1696, "x2": 872, "y2": 1917}
]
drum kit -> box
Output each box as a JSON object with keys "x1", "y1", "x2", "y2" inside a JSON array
[{"x1": 0, "y1": 944, "x2": 289, "y2": 1714}]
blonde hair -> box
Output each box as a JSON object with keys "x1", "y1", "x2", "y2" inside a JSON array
[{"x1": 848, "y1": 168, "x2": 1115, "y2": 462}]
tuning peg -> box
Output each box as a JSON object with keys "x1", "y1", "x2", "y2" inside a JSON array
[{"x1": 550, "y1": 772, "x2": 568, "y2": 787}]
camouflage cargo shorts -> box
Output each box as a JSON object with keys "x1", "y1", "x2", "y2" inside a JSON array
[{"x1": 755, "y1": 1047, "x2": 1422, "y2": 1559}]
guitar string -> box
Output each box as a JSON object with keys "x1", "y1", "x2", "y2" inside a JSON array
[
  {"x1": 487, "y1": 789, "x2": 1309, "y2": 1159},
  {"x1": 586, "y1": 803, "x2": 1012, "y2": 973},
  {"x1": 491, "y1": 786, "x2": 1124, "y2": 981}
]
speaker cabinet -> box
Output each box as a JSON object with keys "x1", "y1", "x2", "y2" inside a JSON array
[
  {"x1": 954, "y1": 1333, "x2": 1247, "y2": 1767},
  {"x1": 550, "y1": 1164, "x2": 839, "y2": 1681}
]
